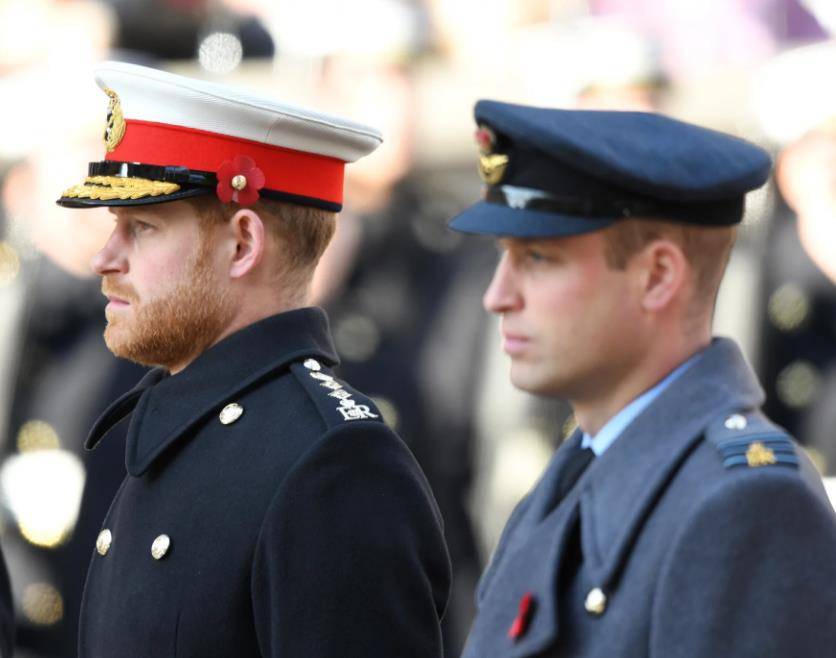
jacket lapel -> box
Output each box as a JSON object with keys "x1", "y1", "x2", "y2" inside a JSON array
[
  {"x1": 85, "y1": 367, "x2": 167, "y2": 449},
  {"x1": 578, "y1": 338, "x2": 765, "y2": 596},
  {"x1": 85, "y1": 308, "x2": 339, "y2": 476},
  {"x1": 467, "y1": 489, "x2": 582, "y2": 657},
  {"x1": 466, "y1": 339, "x2": 765, "y2": 656}
]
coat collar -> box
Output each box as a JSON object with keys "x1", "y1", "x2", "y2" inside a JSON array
[
  {"x1": 86, "y1": 307, "x2": 338, "y2": 476},
  {"x1": 577, "y1": 337, "x2": 764, "y2": 593},
  {"x1": 466, "y1": 338, "x2": 765, "y2": 656}
]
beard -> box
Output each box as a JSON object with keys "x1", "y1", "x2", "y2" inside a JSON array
[{"x1": 101, "y1": 238, "x2": 234, "y2": 371}]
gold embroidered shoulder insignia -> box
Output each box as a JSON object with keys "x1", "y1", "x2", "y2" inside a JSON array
[{"x1": 746, "y1": 441, "x2": 777, "y2": 468}]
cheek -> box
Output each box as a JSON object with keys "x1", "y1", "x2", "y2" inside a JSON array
[
  {"x1": 529, "y1": 272, "x2": 596, "y2": 319},
  {"x1": 539, "y1": 270, "x2": 632, "y2": 339},
  {"x1": 130, "y1": 257, "x2": 187, "y2": 298}
]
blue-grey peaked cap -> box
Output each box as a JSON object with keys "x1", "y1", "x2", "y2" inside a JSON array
[{"x1": 449, "y1": 100, "x2": 773, "y2": 238}]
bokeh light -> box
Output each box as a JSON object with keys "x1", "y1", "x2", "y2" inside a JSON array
[
  {"x1": 198, "y1": 32, "x2": 244, "y2": 74},
  {"x1": 1, "y1": 450, "x2": 86, "y2": 548},
  {"x1": 22, "y1": 583, "x2": 64, "y2": 626}
]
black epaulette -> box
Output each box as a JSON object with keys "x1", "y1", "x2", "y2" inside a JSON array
[
  {"x1": 290, "y1": 358, "x2": 384, "y2": 429},
  {"x1": 704, "y1": 411, "x2": 799, "y2": 470}
]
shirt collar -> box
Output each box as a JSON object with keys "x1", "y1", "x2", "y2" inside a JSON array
[{"x1": 581, "y1": 349, "x2": 703, "y2": 456}]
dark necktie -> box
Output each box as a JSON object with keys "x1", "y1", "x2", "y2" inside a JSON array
[{"x1": 543, "y1": 442, "x2": 596, "y2": 517}]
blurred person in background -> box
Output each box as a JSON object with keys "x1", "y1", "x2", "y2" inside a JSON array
[
  {"x1": 1, "y1": 136, "x2": 145, "y2": 657},
  {"x1": 760, "y1": 118, "x2": 836, "y2": 473},
  {"x1": 106, "y1": 0, "x2": 273, "y2": 62},
  {"x1": 0, "y1": 0, "x2": 274, "y2": 655},
  {"x1": 753, "y1": 40, "x2": 836, "y2": 491},
  {"x1": 778, "y1": 119, "x2": 836, "y2": 284},
  {"x1": 0, "y1": 2, "x2": 142, "y2": 656},
  {"x1": 449, "y1": 100, "x2": 836, "y2": 657}
]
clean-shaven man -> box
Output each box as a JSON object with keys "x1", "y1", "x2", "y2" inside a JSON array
[{"x1": 450, "y1": 100, "x2": 836, "y2": 657}]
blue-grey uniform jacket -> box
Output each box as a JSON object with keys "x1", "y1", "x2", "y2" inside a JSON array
[
  {"x1": 463, "y1": 338, "x2": 836, "y2": 657},
  {"x1": 78, "y1": 308, "x2": 450, "y2": 658}
]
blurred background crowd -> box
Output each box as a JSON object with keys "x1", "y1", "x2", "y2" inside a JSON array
[{"x1": 1, "y1": 0, "x2": 836, "y2": 655}]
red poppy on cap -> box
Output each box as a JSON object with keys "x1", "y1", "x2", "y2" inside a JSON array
[
  {"x1": 475, "y1": 127, "x2": 495, "y2": 153},
  {"x1": 216, "y1": 155, "x2": 266, "y2": 206}
]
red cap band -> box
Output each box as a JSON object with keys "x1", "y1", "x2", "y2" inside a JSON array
[{"x1": 106, "y1": 120, "x2": 346, "y2": 205}]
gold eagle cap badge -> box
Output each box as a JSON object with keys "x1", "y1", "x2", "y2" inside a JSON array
[
  {"x1": 475, "y1": 125, "x2": 509, "y2": 185},
  {"x1": 103, "y1": 87, "x2": 126, "y2": 152}
]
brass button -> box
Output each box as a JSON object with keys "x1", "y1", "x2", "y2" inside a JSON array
[
  {"x1": 724, "y1": 414, "x2": 747, "y2": 431},
  {"x1": 584, "y1": 587, "x2": 607, "y2": 616},
  {"x1": 219, "y1": 403, "x2": 244, "y2": 425},
  {"x1": 96, "y1": 529, "x2": 112, "y2": 556},
  {"x1": 303, "y1": 358, "x2": 321, "y2": 371},
  {"x1": 151, "y1": 534, "x2": 171, "y2": 560}
]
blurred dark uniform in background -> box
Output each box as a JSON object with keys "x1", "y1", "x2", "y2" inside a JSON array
[
  {"x1": 0, "y1": 4, "x2": 273, "y2": 654},
  {"x1": 107, "y1": 0, "x2": 274, "y2": 61},
  {"x1": 0, "y1": 256, "x2": 143, "y2": 656},
  {"x1": 757, "y1": 199, "x2": 836, "y2": 472},
  {"x1": 757, "y1": 120, "x2": 836, "y2": 476}
]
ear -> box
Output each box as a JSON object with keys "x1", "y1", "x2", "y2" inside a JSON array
[
  {"x1": 636, "y1": 239, "x2": 688, "y2": 312},
  {"x1": 228, "y1": 208, "x2": 266, "y2": 279}
]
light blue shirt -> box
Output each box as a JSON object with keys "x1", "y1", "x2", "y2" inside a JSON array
[{"x1": 581, "y1": 351, "x2": 703, "y2": 456}]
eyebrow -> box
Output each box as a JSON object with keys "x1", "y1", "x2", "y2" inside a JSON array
[
  {"x1": 109, "y1": 208, "x2": 157, "y2": 221},
  {"x1": 500, "y1": 237, "x2": 557, "y2": 250}
]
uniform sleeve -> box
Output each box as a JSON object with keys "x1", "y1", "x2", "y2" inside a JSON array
[
  {"x1": 650, "y1": 470, "x2": 836, "y2": 658},
  {"x1": 251, "y1": 420, "x2": 451, "y2": 658}
]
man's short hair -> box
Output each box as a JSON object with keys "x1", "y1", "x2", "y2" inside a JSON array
[
  {"x1": 602, "y1": 218, "x2": 737, "y2": 317},
  {"x1": 188, "y1": 196, "x2": 336, "y2": 300}
]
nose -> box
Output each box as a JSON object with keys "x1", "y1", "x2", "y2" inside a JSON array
[
  {"x1": 483, "y1": 251, "x2": 522, "y2": 314},
  {"x1": 90, "y1": 228, "x2": 127, "y2": 277}
]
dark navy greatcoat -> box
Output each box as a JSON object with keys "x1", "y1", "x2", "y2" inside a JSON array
[
  {"x1": 463, "y1": 338, "x2": 836, "y2": 658},
  {"x1": 78, "y1": 308, "x2": 450, "y2": 658}
]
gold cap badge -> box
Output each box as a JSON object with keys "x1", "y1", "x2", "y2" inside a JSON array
[
  {"x1": 103, "y1": 87, "x2": 126, "y2": 152},
  {"x1": 475, "y1": 126, "x2": 509, "y2": 185}
]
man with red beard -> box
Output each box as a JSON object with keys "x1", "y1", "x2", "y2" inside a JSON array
[{"x1": 56, "y1": 61, "x2": 450, "y2": 657}]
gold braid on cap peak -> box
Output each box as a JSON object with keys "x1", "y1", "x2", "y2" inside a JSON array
[{"x1": 61, "y1": 176, "x2": 181, "y2": 201}]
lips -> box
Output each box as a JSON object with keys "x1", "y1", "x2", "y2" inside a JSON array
[
  {"x1": 102, "y1": 282, "x2": 136, "y2": 307},
  {"x1": 500, "y1": 329, "x2": 530, "y2": 356}
]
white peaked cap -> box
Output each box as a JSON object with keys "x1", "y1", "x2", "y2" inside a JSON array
[{"x1": 58, "y1": 61, "x2": 383, "y2": 210}]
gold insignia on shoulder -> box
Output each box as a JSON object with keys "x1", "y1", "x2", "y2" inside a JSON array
[
  {"x1": 746, "y1": 441, "x2": 777, "y2": 468},
  {"x1": 103, "y1": 87, "x2": 126, "y2": 152},
  {"x1": 61, "y1": 176, "x2": 180, "y2": 201},
  {"x1": 475, "y1": 125, "x2": 509, "y2": 185}
]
